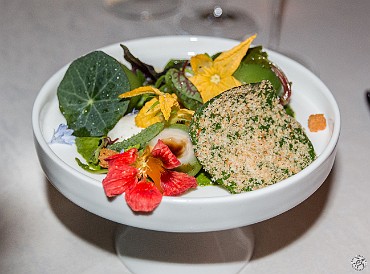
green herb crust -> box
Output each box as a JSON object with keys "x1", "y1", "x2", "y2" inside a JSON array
[{"x1": 189, "y1": 81, "x2": 315, "y2": 193}]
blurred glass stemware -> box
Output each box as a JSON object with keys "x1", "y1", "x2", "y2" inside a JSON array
[
  {"x1": 267, "y1": 0, "x2": 319, "y2": 75},
  {"x1": 104, "y1": 0, "x2": 181, "y2": 20},
  {"x1": 177, "y1": 1, "x2": 258, "y2": 40},
  {"x1": 268, "y1": 0, "x2": 285, "y2": 51}
]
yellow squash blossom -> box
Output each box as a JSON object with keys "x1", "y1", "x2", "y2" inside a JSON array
[
  {"x1": 189, "y1": 34, "x2": 257, "y2": 102},
  {"x1": 119, "y1": 86, "x2": 194, "y2": 128}
]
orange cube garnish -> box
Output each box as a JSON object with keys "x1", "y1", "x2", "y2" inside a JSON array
[{"x1": 308, "y1": 114, "x2": 326, "y2": 132}]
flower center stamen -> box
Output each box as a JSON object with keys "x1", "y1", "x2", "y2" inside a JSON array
[
  {"x1": 146, "y1": 156, "x2": 164, "y2": 191},
  {"x1": 210, "y1": 74, "x2": 221, "y2": 84}
]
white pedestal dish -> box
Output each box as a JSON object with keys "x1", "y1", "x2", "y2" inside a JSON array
[{"x1": 32, "y1": 36, "x2": 340, "y2": 274}]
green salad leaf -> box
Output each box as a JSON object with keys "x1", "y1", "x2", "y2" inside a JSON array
[
  {"x1": 163, "y1": 59, "x2": 188, "y2": 71},
  {"x1": 75, "y1": 136, "x2": 107, "y2": 173},
  {"x1": 234, "y1": 46, "x2": 292, "y2": 106},
  {"x1": 234, "y1": 63, "x2": 282, "y2": 93},
  {"x1": 242, "y1": 46, "x2": 271, "y2": 67},
  {"x1": 121, "y1": 44, "x2": 160, "y2": 83},
  {"x1": 195, "y1": 170, "x2": 213, "y2": 186},
  {"x1": 233, "y1": 46, "x2": 282, "y2": 94},
  {"x1": 57, "y1": 51, "x2": 132, "y2": 137},
  {"x1": 76, "y1": 158, "x2": 107, "y2": 174},
  {"x1": 75, "y1": 137, "x2": 102, "y2": 164},
  {"x1": 165, "y1": 68, "x2": 203, "y2": 110}
]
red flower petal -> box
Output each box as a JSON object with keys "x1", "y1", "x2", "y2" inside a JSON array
[
  {"x1": 151, "y1": 139, "x2": 180, "y2": 169},
  {"x1": 102, "y1": 164, "x2": 138, "y2": 197},
  {"x1": 160, "y1": 170, "x2": 197, "y2": 196},
  {"x1": 125, "y1": 181, "x2": 163, "y2": 212},
  {"x1": 105, "y1": 148, "x2": 138, "y2": 166}
]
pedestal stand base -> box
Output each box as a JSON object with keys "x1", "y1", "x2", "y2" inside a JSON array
[{"x1": 115, "y1": 225, "x2": 254, "y2": 274}]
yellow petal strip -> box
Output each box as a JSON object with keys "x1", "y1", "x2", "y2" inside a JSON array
[
  {"x1": 190, "y1": 53, "x2": 213, "y2": 74},
  {"x1": 159, "y1": 93, "x2": 179, "y2": 121},
  {"x1": 135, "y1": 98, "x2": 162, "y2": 128},
  {"x1": 176, "y1": 109, "x2": 195, "y2": 120},
  {"x1": 214, "y1": 34, "x2": 257, "y2": 76},
  {"x1": 119, "y1": 86, "x2": 162, "y2": 99}
]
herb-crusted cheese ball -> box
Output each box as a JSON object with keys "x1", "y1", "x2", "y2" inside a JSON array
[{"x1": 189, "y1": 81, "x2": 315, "y2": 193}]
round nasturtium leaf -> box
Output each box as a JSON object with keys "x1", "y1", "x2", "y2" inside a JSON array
[{"x1": 57, "y1": 51, "x2": 131, "y2": 137}]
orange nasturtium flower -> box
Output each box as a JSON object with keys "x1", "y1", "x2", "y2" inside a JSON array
[
  {"x1": 119, "y1": 86, "x2": 194, "y2": 128},
  {"x1": 189, "y1": 34, "x2": 257, "y2": 102},
  {"x1": 102, "y1": 140, "x2": 197, "y2": 212}
]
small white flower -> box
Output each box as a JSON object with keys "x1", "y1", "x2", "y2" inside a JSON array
[{"x1": 50, "y1": 124, "x2": 76, "y2": 145}]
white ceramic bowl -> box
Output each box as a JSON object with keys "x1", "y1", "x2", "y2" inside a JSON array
[{"x1": 32, "y1": 36, "x2": 340, "y2": 232}]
